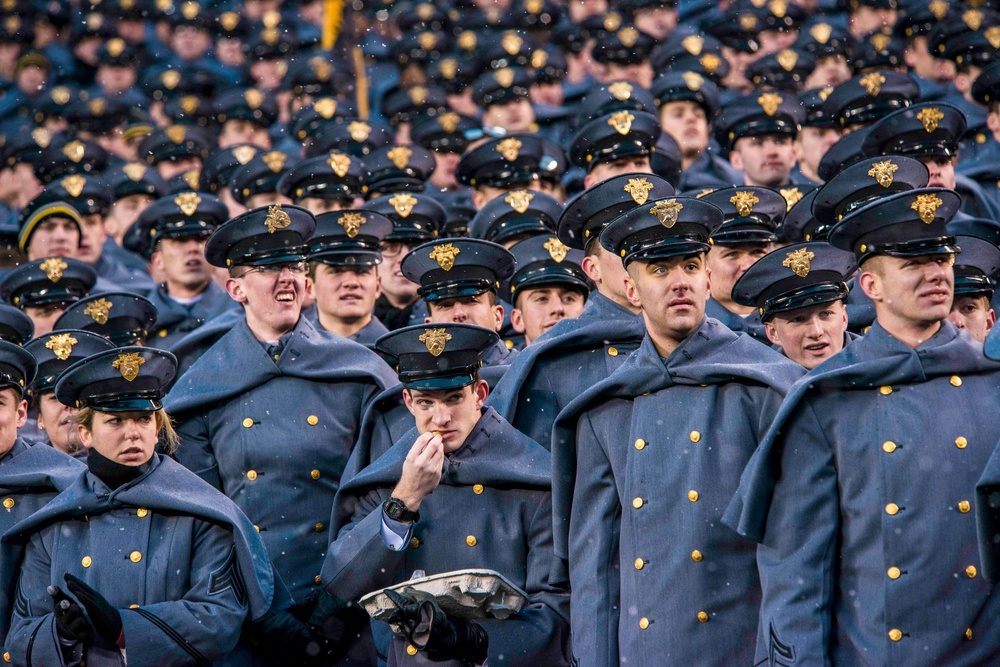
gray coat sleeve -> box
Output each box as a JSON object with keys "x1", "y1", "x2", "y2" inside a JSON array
[
  {"x1": 173, "y1": 411, "x2": 222, "y2": 490},
  {"x1": 754, "y1": 398, "x2": 839, "y2": 667}
]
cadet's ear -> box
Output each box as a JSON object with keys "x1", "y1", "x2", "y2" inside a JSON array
[
  {"x1": 510, "y1": 307, "x2": 526, "y2": 334},
  {"x1": 764, "y1": 320, "x2": 782, "y2": 347},
  {"x1": 581, "y1": 254, "x2": 602, "y2": 285},
  {"x1": 728, "y1": 150, "x2": 744, "y2": 172},
  {"x1": 473, "y1": 380, "x2": 489, "y2": 407},
  {"x1": 988, "y1": 307, "x2": 996, "y2": 333},
  {"x1": 858, "y1": 269, "x2": 881, "y2": 302},
  {"x1": 402, "y1": 388, "x2": 415, "y2": 416},
  {"x1": 225, "y1": 276, "x2": 248, "y2": 304},
  {"x1": 624, "y1": 272, "x2": 642, "y2": 309}
]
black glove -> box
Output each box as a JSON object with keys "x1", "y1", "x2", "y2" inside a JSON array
[
  {"x1": 253, "y1": 609, "x2": 328, "y2": 666},
  {"x1": 385, "y1": 588, "x2": 489, "y2": 664},
  {"x1": 47, "y1": 585, "x2": 90, "y2": 643},
  {"x1": 65, "y1": 573, "x2": 123, "y2": 647}
]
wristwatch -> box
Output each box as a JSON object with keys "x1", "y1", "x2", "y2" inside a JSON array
[{"x1": 384, "y1": 497, "x2": 420, "y2": 523}]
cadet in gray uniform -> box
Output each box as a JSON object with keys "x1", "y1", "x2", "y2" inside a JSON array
[{"x1": 552, "y1": 195, "x2": 802, "y2": 667}]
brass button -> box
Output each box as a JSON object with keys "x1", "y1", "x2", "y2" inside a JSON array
[
  {"x1": 242, "y1": 418, "x2": 253, "y2": 428},
  {"x1": 607, "y1": 346, "x2": 619, "y2": 357},
  {"x1": 409, "y1": 537, "x2": 420, "y2": 549},
  {"x1": 504, "y1": 339, "x2": 514, "y2": 350},
  {"x1": 314, "y1": 523, "x2": 325, "y2": 532},
  {"x1": 247, "y1": 470, "x2": 258, "y2": 481},
  {"x1": 966, "y1": 628, "x2": 973, "y2": 640},
  {"x1": 311, "y1": 469, "x2": 321, "y2": 480},
  {"x1": 688, "y1": 490, "x2": 699, "y2": 502},
  {"x1": 407, "y1": 644, "x2": 418, "y2": 656},
  {"x1": 958, "y1": 500, "x2": 971, "y2": 513},
  {"x1": 632, "y1": 497, "x2": 644, "y2": 509},
  {"x1": 82, "y1": 556, "x2": 92, "y2": 568},
  {"x1": 889, "y1": 629, "x2": 902, "y2": 642},
  {"x1": 466, "y1": 535, "x2": 477, "y2": 547},
  {"x1": 638, "y1": 617, "x2": 650, "y2": 629},
  {"x1": 4, "y1": 651, "x2": 11, "y2": 663},
  {"x1": 691, "y1": 550, "x2": 703, "y2": 562},
  {"x1": 129, "y1": 604, "x2": 140, "y2": 609},
  {"x1": 690, "y1": 431, "x2": 701, "y2": 443},
  {"x1": 879, "y1": 385, "x2": 892, "y2": 395},
  {"x1": 697, "y1": 611, "x2": 709, "y2": 623},
  {"x1": 950, "y1": 375, "x2": 962, "y2": 387},
  {"x1": 307, "y1": 415, "x2": 319, "y2": 426},
  {"x1": 473, "y1": 484, "x2": 484, "y2": 495},
  {"x1": 634, "y1": 558, "x2": 644, "y2": 570},
  {"x1": 956, "y1": 436, "x2": 968, "y2": 449},
  {"x1": 966, "y1": 565, "x2": 977, "y2": 578},
  {"x1": 158, "y1": 329, "x2": 167, "y2": 338},
  {"x1": 2, "y1": 497, "x2": 13, "y2": 509},
  {"x1": 254, "y1": 525, "x2": 260, "y2": 532},
  {"x1": 130, "y1": 551, "x2": 142, "y2": 563},
  {"x1": 136, "y1": 508, "x2": 148, "y2": 518},
  {"x1": 882, "y1": 441, "x2": 896, "y2": 453},
  {"x1": 885, "y1": 503, "x2": 899, "y2": 515},
  {"x1": 634, "y1": 438, "x2": 646, "y2": 450},
  {"x1": 314, "y1": 575, "x2": 322, "y2": 584},
  {"x1": 887, "y1": 566, "x2": 901, "y2": 579}
]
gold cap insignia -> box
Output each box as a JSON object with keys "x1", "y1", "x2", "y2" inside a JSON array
[
  {"x1": 810, "y1": 23, "x2": 832, "y2": 44},
  {"x1": 780, "y1": 187, "x2": 803, "y2": 211},
  {"x1": 62, "y1": 141, "x2": 85, "y2": 163},
  {"x1": 964, "y1": 9, "x2": 984, "y2": 29},
  {"x1": 607, "y1": 110, "x2": 634, "y2": 136},
  {"x1": 107, "y1": 38, "x2": 125, "y2": 58},
  {"x1": 31, "y1": 127, "x2": 51, "y2": 149},
  {"x1": 265, "y1": 204, "x2": 292, "y2": 233},
  {"x1": 84, "y1": 298, "x2": 113, "y2": 325},
  {"x1": 263, "y1": 151, "x2": 286, "y2": 173},
  {"x1": 496, "y1": 137, "x2": 522, "y2": 161},
  {"x1": 390, "y1": 193, "x2": 418, "y2": 218},
  {"x1": 696, "y1": 188, "x2": 714, "y2": 198},
  {"x1": 870, "y1": 33, "x2": 891, "y2": 51},
  {"x1": 220, "y1": 11, "x2": 239, "y2": 30},
  {"x1": 112, "y1": 352, "x2": 145, "y2": 382},
  {"x1": 867, "y1": 159, "x2": 898, "y2": 188},
  {"x1": 494, "y1": 67, "x2": 515, "y2": 88},
  {"x1": 769, "y1": 0, "x2": 787, "y2": 17},
  {"x1": 608, "y1": 81, "x2": 633, "y2": 101},
  {"x1": 244, "y1": 88, "x2": 264, "y2": 110},
  {"x1": 437, "y1": 112, "x2": 460, "y2": 133},
  {"x1": 419, "y1": 328, "x2": 452, "y2": 357},
  {"x1": 408, "y1": 86, "x2": 428, "y2": 105},
  {"x1": 501, "y1": 31, "x2": 522, "y2": 55},
  {"x1": 458, "y1": 31, "x2": 477, "y2": 51},
  {"x1": 40, "y1": 258, "x2": 68, "y2": 283},
  {"x1": 61, "y1": 175, "x2": 86, "y2": 198},
  {"x1": 123, "y1": 163, "x2": 147, "y2": 182},
  {"x1": 859, "y1": 72, "x2": 885, "y2": 96},
  {"x1": 45, "y1": 333, "x2": 78, "y2": 361},
  {"x1": 700, "y1": 54, "x2": 721, "y2": 74},
  {"x1": 531, "y1": 49, "x2": 548, "y2": 69},
  {"x1": 338, "y1": 212, "x2": 366, "y2": 238},
  {"x1": 917, "y1": 106, "x2": 944, "y2": 132},
  {"x1": 986, "y1": 26, "x2": 1000, "y2": 49},
  {"x1": 505, "y1": 190, "x2": 534, "y2": 213},
  {"x1": 429, "y1": 243, "x2": 460, "y2": 270},
  {"x1": 313, "y1": 98, "x2": 337, "y2": 119},
  {"x1": 161, "y1": 70, "x2": 180, "y2": 90},
  {"x1": 730, "y1": 190, "x2": 760, "y2": 216},
  {"x1": 681, "y1": 35, "x2": 703, "y2": 55},
  {"x1": 388, "y1": 146, "x2": 413, "y2": 170},
  {"x1": 624, "y1": 178, "x2": 654, "y2": 205},
  {"x1": 604, "y1": 12, "x2": 621, "y2": 31},
  {"x1": 348, "y1": 121, "x2": 371, "y2": 142},
  {"x1": 166, "y1": 125, "x2": 186, "y2": 144},
  {"x1": 175, "y1": 192, "x2": 201, "y2": 216},
  {"x1": 682, "y1": 72, "x2": 704, "y2": 91},
  {"x1": 183, "y1": 169, "x2": 199, "y2": 190},
  {"x1": 739, "y1": 13, "x2": 757, "y2": 30},
  {"x1": 89, "y1": 98, "x2": 106, "y2": 116},
  {"x1": 617, "y1": 27, "x2": 639, "y2": 48},
  {"x1": 233, "y1": 145, "x2": 257, "y2": 165},
  {"x1": 180, "y1": 1, "x2": 198, "y2": 19},
  {"x1": 782, "y1": 248, "x2": 815, "y2": 277},
  {"x1": 911, "y1": 193, "x2": 943, "y2": 223},
  {"x1": 544, "y1": 237, "x2": 570, "y2": 262},
  {"x1": 418, "y1": 32, "x2": 437, "y2": 51},
  {"x1": 776, "y1": 49, "x2": 798, "y2": 72},
  {"x1": 758, "y1": 92, "x2": 783, "y2": 117},
  {"x1": 651, "y1": 199, "x2": 684, "y2": 228},
  {"x1": 180, "y1": 96, "x2": 199, "y2": 115},
  {"x1": 928, "y1": 0, "x2": 949, "y2": 19},
  {"x1": 328, "y1": 153, "x2": 351, "y2": 177}
]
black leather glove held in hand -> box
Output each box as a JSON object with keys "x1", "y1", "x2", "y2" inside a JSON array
[
  {"x1": 64, "y1": 573, "x2": 123, "y2": 647},
  {"x1": 385, "y1": 588, "x2": 489, "y2": 664},
  {"x1": 47, "y1": 585, "x2": 90, "y2": 643}
]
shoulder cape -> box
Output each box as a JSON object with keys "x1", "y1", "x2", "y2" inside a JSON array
[
  {"x1": 0, "y1": 438, "x2": 84, "y2": 494},
  {"x1": 165, "y1": 315, "x2": 396, "y2": 415},
  {"x1": 550, "y1": 317, "x2": 804, "y2": 557},
  {"x1": 726, "y1": 320, "x2": 1000, "y2": 542}
]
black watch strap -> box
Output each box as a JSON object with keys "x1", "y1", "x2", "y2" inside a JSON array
[{"x1": 384, "y1": 497, "x2": 420, "y2": 522}]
